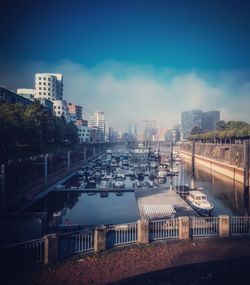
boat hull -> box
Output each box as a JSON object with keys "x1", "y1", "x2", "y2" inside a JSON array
[{"x1": 186, "y1": 199, "x2": 214, "y2": 217}]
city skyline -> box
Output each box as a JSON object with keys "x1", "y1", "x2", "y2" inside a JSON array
[{"x1": 1, "y1": 0, "x2": 250, "y2": 129}]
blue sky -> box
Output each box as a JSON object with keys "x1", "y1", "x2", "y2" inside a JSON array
[{"x1": 1, "y1": 0, "x2": 250, "y2": 129}]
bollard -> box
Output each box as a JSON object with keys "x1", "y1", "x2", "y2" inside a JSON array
[
  {"x1": 178, "y1": 217, "x2": 190, "y2": 240},
  {"x1": 94, "y1": 225, "x2": 106, "y2": 252},
  {"x1": 219, "y1": 215, "x2": 230, "y2": 238},
  {"x1": 0, "y1": 164, "x2": 6, "y2": 212},
  {"x1": 137, "y1": 220, "x2": 149, "y2": 244},
  {"x1": 44, "y1": 234, "x2": 58, "y2": 265}
]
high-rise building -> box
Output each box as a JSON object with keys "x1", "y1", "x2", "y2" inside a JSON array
[
  {"x1": 128, "y1": 122, "x2": 137, "y2": 141},
  {"x1": 143, "y1": 120, "x2": 156, "y2": 142},
  {"x1": 181, "y1": 110, "x2": 202, "y2": 139},
  {"x1": 89, "y1": 111, "x2": 106, "y2": 141},
  {"x1": 182, "y1": 110, "x2": 221, "y2": 139},
  {"x1": 35, "y1": 73, "x2": 63, "y2": 101},
  {"x1": 202, "y1": 111, "x2": 220, "y2": 132}
]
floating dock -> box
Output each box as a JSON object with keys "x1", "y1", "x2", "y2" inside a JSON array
[{"x1": 135, "y1": 187, "x2": 198, "y2": 219}]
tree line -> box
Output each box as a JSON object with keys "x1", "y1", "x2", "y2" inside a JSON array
[
  {"x1": 189, "y1": 120, "x2": 250, "y2": 143},
  {"x1": 0, "y1": 102, "x2": 79, "y2": 149}
]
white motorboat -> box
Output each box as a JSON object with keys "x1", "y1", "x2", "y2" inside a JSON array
[
  {"x1": 113, "y1": 177, "x2": 125, "y2": 188},
  {"x1": 186, "y1": 191, "x2": 214, "y2": 216}
]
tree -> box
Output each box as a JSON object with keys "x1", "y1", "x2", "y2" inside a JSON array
[
  {"x1": 216, "y1": 120, "x2": 226, "y2": 131},
  {"x1": 65, "y1": 122, "x2": 79, "y2": 145},
  {"x1": 190, "y1": 126, "x2": 202, "y2": 135}
]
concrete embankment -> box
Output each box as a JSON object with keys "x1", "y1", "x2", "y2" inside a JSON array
[{"x1": 180, "y1": 149, "x2": 245, "y2": 184}]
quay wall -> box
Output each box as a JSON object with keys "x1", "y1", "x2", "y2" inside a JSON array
[{"x1": 180, "y1": 142, "x2": 250, "y2": 184}]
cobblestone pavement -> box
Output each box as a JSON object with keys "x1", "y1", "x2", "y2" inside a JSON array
[{"x1": 5, "y1": 239, "x2": 250, "y2": 285}]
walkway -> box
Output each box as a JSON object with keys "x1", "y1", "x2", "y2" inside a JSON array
[{"x1": 26, "y1": 239, "x2": 250, "y2": 285}]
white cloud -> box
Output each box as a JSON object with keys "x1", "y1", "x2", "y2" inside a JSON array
[{"x1": 2, "y1": 60, "x2": 250, "y2": 131}]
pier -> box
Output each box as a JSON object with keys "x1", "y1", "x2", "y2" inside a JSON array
[{"x1": 135, "y1": 188, "x2": 197, "y2": 219}]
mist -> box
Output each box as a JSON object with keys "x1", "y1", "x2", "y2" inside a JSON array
[{"x1": 1, "y1": 60, "x2": 250, "y2": 131}]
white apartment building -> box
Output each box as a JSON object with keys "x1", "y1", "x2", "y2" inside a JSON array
[
  {"x1": 77, "y1": 126, "x2": 91, "y2": 143},
  {"x1": 53, "y1": 100, "x2": 69, "y2": 120},
  {"x1": 89, "y1": 111, "x2": 106, "y2": 141},
  {"x1": 35, "y1": 73, "x2": 63, "y2": 101}
]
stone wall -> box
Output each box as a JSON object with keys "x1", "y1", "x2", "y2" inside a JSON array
[
  {"x1": 180, "y1": 142, "x2": 247, "y2": 169},
  {"x1": 180, "y1": 142, "x2": 250, "y2": 184}
]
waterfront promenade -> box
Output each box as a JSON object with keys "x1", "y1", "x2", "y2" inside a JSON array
[{"x1": 4, "y1": 239, "x2": 250, "y2": 285}]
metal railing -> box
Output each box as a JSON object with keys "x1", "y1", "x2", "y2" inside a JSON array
[
  {"x1": 58, "y1": 229, "x2": 94, "y2": 259},
  {"x1": 191, "y1": 217, "x2": 219, "y2": 237},
  {"x1": 3, "y1": 238, "x2": 44, "y2": 266},
  {"x1": 150, "y1": 218, "x2": 179, "y2": 240},
  {"x1": 106, "y1": 222, "x2": 137, "y2": 248},
  {"x1": 230, "y1": 217, "x2": 250, "y2": 236}
]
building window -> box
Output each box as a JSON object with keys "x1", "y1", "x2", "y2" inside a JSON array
[
  {"x1": 39, "y1": 82, "x2": 41, "y2": 85},
  {"x1": 58, "y1": 106, "x2": 61, "y2": 109},
  {"x1": 48, "y1": 88, "x2": 50, "y2": 91},
  {"x1": 39, "y1": 92, "x2": 41, "y2": 95},
  {"x1": 39, "y1": 87, "x2": 41, "y2": 90},
  {"x1": 48, "y1": 92, "x2": 50, "y2": 95},
  {"x1": 43, "y1": 77, "x2": 46, "y2": 80},
  {"x1": 43, "y1": 92, "x2": 46, "y2": 95},
  {"x1": 54, "y1": 106, "x2": 56, "y2": 109},
  {"x1": 58, "y1": 111, "x2": 60, "y2": 115},
  {"x1": 48, "y1": 83, "x2": 50, "y2": 86},
  {"x1": 43, "y1": 82, "x2": 46, "y2": 85},
  {"x1": 48, "y1": 78, "x2": 50, "y2": 81},
  {"x1": 39, "y1": 77, "x2": 41, "y2": 80},
  {"x1": 43, "y1": 87, "x2": 46, "y2": 90}
]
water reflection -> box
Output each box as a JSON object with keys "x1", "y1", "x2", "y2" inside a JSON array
[
  {"x1": 26, "y1": 192, "x2": 139, "y2": 226},
  {"x1": 183, "y1": 161, "x2": 247, "y2": 216}
]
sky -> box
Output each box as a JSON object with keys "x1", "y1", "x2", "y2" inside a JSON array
[{"x1": 0, "y1": 0, "x2": 250, "y2": 130}]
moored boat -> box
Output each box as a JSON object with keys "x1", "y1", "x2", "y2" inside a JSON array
[{"x1": 186, "y1": 191, "x2": 214, "y2": 216}]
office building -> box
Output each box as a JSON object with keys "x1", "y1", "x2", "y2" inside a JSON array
[
  {"x1": 181, "y1": 110, "x2": 203, "y2": 139},
  {"x1": 89, "y1": 111, "x2": 106, "y2": 141},
  {"x1": 35, "y1": 73, "x2": 63, "y2": 101},
  {"x1": 202, "y1": 111, "x2": 220, "y2": 132},
  {"x1": 182, "y1": 110, "x2": 221, "y2": 139},
  {"x1": 128, "y1": 122, "x2": 137, "y2": 141}
]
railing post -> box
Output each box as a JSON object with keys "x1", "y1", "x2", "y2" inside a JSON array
[
  {"x1": 0, "y1": 164, "x2": 6, "y2": 212},
  {"x1": 44, "y1": 154, "x2": 48, "y2": 189},
  {"x1": 243, "y1": 140, "x2": 249, "y2": 216},
  {"x1": 84, "y1": 147, "x2": 87, "y2": 161},
  {"x1": 94, "y1": 225, "x2": 106, "y2": 252},
  {"x1": 67, "y1": 151, "x2": 71, "y2": 174},
  {"x1": 44, "y1": 234, "x2": 58, "y2": 265},
  {"x1": 191, "y1": 141, "x2": 195, "y2": 189},
  {"x1": 178, "y1": 216, "x2": 190, "y2": 240},
  {"x1": 219, "y1": 215, "x2": 230, "y2": 238},
  {"x1": 137, "y1": 220, "x2": 149, "y2": 244}
]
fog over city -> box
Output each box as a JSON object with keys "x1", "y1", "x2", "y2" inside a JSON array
[{"x1": 1, "y1": 60, "x2": 250, "y2": 130}]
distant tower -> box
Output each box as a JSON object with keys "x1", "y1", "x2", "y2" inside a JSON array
[
  {"x1": 128, "y1": 122, "x2": 137, "y2": 141},
  {"x1": 89, "y1": 111, "x2": 106, "y2": 141},
  {"x1": 181, "y1": 110, "x2": 202, "y2": 139}
]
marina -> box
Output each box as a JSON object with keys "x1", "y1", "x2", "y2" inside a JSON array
[{"x1": 19, "y1": 142, "x2": 248, "y2": 232}]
